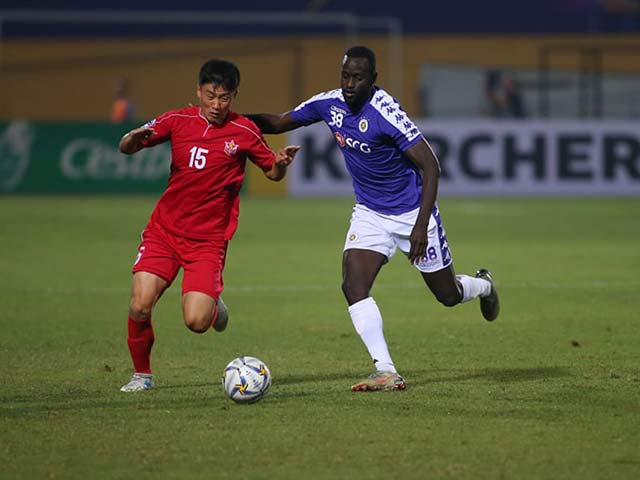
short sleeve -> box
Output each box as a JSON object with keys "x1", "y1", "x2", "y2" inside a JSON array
[
  {"x1": 290, "y1": 94, "x2": 325, "y2": 126},
  {"x1": 244, "y1": 124, "x2": 276, "y2": 172},
  {"x1": 140, "y1": 113, "x2": 172, "y2": 147},
  {"x1": 372, "y1": 95, "x2": 424, "y2": 152}
]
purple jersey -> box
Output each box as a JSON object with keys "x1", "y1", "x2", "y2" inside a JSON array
[{"x1": 291, "y1": 86, "x2": 424, "y2": 214}]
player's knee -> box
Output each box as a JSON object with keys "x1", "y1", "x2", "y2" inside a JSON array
[
  {"x1": 183, "y1": 313, "x2": 210, "y2": 334},
  {"x1": 128, "y1": 299, "x2": 153, "y2": 320},
  {"x1": 341, "y1": 280, "x2": 368, "y2": 305}
]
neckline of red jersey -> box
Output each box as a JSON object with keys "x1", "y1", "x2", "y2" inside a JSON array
[{"x1": 198, "y1": 109, "x2": 235, "y2": 127}]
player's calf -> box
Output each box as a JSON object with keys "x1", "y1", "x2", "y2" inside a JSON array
[
  {"x1": 182, "y1": 291, "x2": 219, "y2": 333},
  {"x1": 435, "y1": 291, "x2": 463, "y2": 307}
]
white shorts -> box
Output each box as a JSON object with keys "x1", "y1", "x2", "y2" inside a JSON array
[{"x1": 343, "y1": 203, "x2": 453, "y2": 273}]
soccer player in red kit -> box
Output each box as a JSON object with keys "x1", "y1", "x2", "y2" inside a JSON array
[{"x1": 118, "y1": 59, "x2": 300, "y2": 392}]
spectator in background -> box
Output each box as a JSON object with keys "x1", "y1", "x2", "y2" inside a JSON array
[
  {"x1": 111, "y1": 77, "x2": 136, "y2": 123},
  {"x1": 485, "y1": 70, "x2": 527, "y2": 119}
]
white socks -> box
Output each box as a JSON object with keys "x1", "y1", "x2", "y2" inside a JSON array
[
  {"x1": 347, "y1": 278, "x2": 490, "y2": 373},
  {"x1": 456, "y1": 274, "x2": 492, "y2": 303},
  {"x1": 348, "y1": 297, "x2": 397, "y2": 374}
]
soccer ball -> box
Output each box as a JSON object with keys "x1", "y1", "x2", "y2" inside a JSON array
[{"x1": 221, "y1": 356, "x2": 272, "y2": 404}]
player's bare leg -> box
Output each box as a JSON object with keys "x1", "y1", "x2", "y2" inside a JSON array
[
  {"x1": 342, "y1": 248, "x2": 385, "y2": 305},
  {"x1": 182, "y1": 292, "x2": 228, "y2": 333},
  {"x1": 420, "y1": 264, "x2": 463, "y2": 307},
  {"x1": 343, "y1": 249, "x2": 406, "y2": 391},
  {"x1": 421, "y1": 264, "x2": 499, "y2": 321},
  {"x1": 130, "y1": 272, "x2": 170, "y2": 321},
  {"x1": 121, "y1": 272, "x2": 169, "y2": 392},
  {"x1": 182, "y1": 291, "x2": 216, "y2": 333}
]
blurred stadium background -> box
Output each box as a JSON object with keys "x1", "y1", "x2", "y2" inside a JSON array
[
  {"x1": 2, "y1": 3, "x2": 640, "y2": 479},
  {"x1": 1, "y1": 0, "x2": 639, "y2": 197}
]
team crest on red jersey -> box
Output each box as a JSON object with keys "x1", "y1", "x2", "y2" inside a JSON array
[{"x1": 224, "y1": 140, "x2": 239, "y2": 156}]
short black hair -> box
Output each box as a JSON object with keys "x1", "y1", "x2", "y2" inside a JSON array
[
  {"x1": 344, "y1": 46, "x2": 376, "y2": 75},
  {"x1": 198, "y1": 59, "x2": 240, "y2": 91}
]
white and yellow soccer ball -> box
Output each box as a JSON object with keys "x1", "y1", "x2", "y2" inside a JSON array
[{"x1": 221, "y1": 356, "x2": 272, "y2": 404}]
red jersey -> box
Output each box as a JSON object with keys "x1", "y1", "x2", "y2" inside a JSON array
[{"x1": 141, "y1": 107, "x2": 275, "y2": 240}]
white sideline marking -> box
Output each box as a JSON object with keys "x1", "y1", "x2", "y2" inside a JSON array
[{"x1": 6, "y1": 281, "x2": 639, "y2": 296}]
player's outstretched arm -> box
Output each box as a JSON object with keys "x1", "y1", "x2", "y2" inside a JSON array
[
  {"x1": 406, "y1": 139, "x2": 442, "y2": 265},
  {"x1": 265, "y1": 145, "x2": 301, "y2": 181},
  {"x1": 246, "y1": 112, "x2": 302, "y2": 134},
  {"x1": 119, "y1": 127, "x2": 156, "y2": 155}
]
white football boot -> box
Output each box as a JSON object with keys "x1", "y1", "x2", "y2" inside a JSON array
[{"x1": 120, "y1": 373, "x2": 154, "y2": 392}]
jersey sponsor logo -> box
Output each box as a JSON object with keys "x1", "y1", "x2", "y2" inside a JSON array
[
  {"x1": 358, "y1": 118, "x2": 369, "y2": 133},
  {"x1": 334, "y1": 131, "x2": 371, "y2": 153},
  {"x1": 224, "y1": 140, "x2": 239, "y2": 156},
  {"x1": 347, "y1": 138, "x2": 371, "y2": 153},
  {"x1": 348, "y1": 232, "x2": 358, "y2": 242}
]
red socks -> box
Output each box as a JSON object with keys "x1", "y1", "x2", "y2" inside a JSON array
[{"x1": 127, "y1": 316, "x2": 155, "y2": 374}]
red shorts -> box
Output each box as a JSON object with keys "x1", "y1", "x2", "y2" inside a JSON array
[{"x1": 132, "y1": 216, "x2": 228, "y2": 299}]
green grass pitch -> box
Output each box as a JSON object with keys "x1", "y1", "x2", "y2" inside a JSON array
[{"x1": 1, "y1": 195, "x2": 639, "y2": 479}]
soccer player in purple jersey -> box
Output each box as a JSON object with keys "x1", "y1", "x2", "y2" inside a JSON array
[{"x1": 249, "y1": 46, "x2": 499, "y2": 392}]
